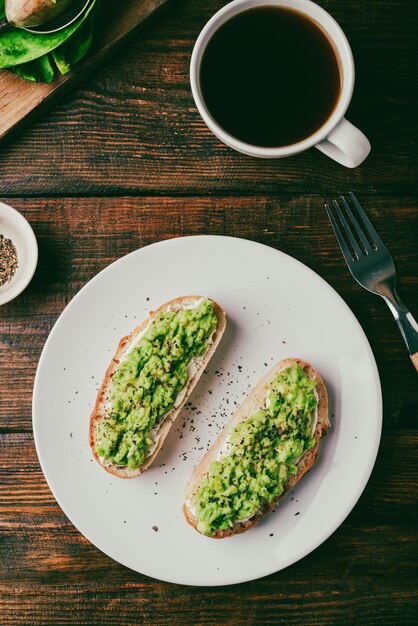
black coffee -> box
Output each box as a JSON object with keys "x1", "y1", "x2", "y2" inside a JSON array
[{"x1": 200, "y1": 6, "x2": 341, "y2": 147}]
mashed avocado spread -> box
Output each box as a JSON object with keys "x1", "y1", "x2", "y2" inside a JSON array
[
  {"x1": 96, "y1": 299, "x2": 217, "y2": 470},
  {"x1": 193, "y1": 364, "x2": 317, "y2": 535}
]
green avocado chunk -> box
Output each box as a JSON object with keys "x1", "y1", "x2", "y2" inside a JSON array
[
  {"x1": 193, "y1": 363, "x2": 317, "y2": 536},
  {"x1": 96, "y1": 299, "x2": 218, "y2": 470}
]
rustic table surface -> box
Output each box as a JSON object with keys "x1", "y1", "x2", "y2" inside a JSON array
[{"x1": 1, "y1": 1, "x2": 417, "y2": 624}]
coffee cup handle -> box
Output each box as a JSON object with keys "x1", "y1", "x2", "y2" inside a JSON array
[{"x1": 315, "y1": 117, "x2": 371, "y2": 168}]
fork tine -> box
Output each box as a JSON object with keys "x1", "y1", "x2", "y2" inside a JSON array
[
  {"x1": 339, "y1": 195, "x2": 372, "y2": 254},
  {"x1": 325, "y1": 202, "x2": 357, "y2": 263},
  {"x1": 332, "y1": 199, "x2": 364, "y2": 260},
  {"x1": 348, "y1": 192, "x2": 385, "y2": 250}
]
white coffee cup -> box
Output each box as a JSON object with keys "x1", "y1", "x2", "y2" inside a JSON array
[{"x1": 190, "y1": 0, "x2": 371, "y2": 168}]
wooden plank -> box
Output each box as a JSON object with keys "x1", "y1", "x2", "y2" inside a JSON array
[
  {"x1": 0, "y1": 194, "x2": 417, "y2": 433},
  {"x1": 0, "y1": 0, "x2": 170, "y2": 141},
  {"x1": 0, "y1": 584, "x2": 415, "y2": 626},
  {"x1": 0, "y1": 0, "x2": 417, "y2": 194}
]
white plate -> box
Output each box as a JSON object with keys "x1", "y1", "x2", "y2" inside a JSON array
[{"x1": 33, "y1": 236, "x2": 382, "y2": 586}]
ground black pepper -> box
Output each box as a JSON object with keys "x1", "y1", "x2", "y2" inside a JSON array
[{"x1": 0, "y1": 234, "x2": 18, "y2": 286}]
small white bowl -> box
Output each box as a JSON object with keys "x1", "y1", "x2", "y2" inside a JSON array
[{"x1": 0, "y1": 201, "x2": 38, "y2": 306}]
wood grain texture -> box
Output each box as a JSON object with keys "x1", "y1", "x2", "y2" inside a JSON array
[
  {"x1": 0, "y1": 0, "x2": 170, "y2": 141},
  {"x1": 0, "y1": 0, "x2": 417, "y2": 623},
  {"x1": 0, "y1": 0, "x2": 417, "y2": 195}
]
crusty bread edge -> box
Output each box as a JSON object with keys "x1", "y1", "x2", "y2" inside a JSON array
[
  {"x1": 89, "y1": 296, "x2": 226, "y2": 479},
  {"x1": 183, "y1": 358, "x2": 329, "y2": 538}
]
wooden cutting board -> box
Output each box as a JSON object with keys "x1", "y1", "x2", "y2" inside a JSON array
[{"x1": 0, "y1": 0, "x2": 170, "y2": 141}]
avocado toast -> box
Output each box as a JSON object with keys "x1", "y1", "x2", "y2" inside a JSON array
[
  {"x1": 90, "y1": 296, "x2": 226, "y2": 478},
  {"x1": 183, "y1": 358, "x2": 329, "y2": 538}
]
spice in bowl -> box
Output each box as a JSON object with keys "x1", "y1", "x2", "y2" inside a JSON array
[{"x1": 0, "y1": 234, "x2": 19, "y2": 286}]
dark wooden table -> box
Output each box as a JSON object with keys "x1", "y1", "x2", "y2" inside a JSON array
[{"x1": 1, "y1": 1, "x2": 417, "y2": 624}]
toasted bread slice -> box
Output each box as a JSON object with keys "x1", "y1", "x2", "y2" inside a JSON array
[
  {"x1": 90, "y1": 296, "x2": 226, "y2": 478},
  {"x1": 183, "y1": 358, "x2": 329, "y2": 538}
]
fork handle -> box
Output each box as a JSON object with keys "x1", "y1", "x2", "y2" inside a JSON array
[
  {"x1": 384, "y1": 293, "x2": 418, "y2": 372},
  {"x1": 411, "y1": 352, "x2": 418, "y2": 373}
]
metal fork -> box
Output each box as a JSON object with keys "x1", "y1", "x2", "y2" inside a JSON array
[{"x1": 325, "y1": 192, "x2": 418, "y2": 372}]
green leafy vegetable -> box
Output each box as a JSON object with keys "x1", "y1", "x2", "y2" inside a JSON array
[
  {"x1": 0, "y1": 0, "x2": 98, "y2": 82},
  {"x1": 13, "y1": 53, "x2": 55, "y2": 82},
  {"x1": 52, "y1": 16, "x2": 93, "y2": 75}
]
